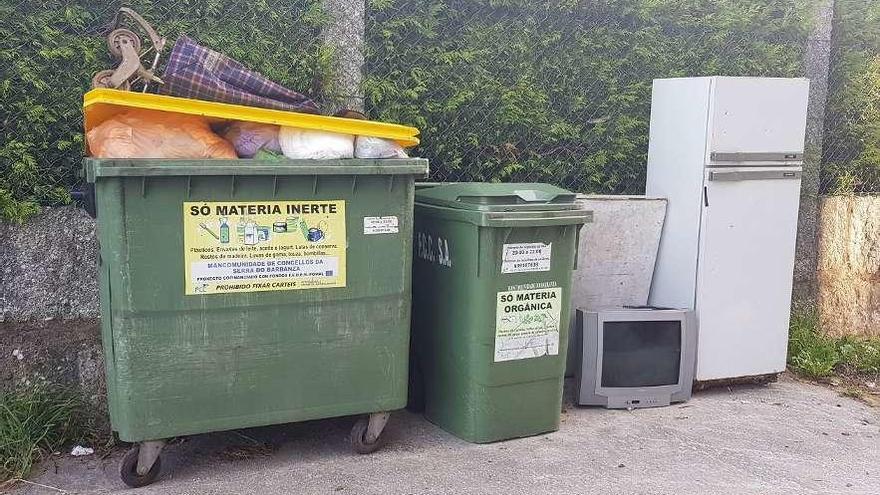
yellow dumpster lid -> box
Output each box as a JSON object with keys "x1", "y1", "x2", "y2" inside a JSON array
[{"x1": 83, "y1": 88, "x2": 420, "y2": 148}]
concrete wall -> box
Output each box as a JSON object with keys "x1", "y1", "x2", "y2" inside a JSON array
[
  {"x1": 1, "y1": 207, "x2": 99, "y2": 321},
  {"x1": 817, "y1": 196, "x2": 880, "y2": 338},
  {"x1": 0, "y1": 207, "x2": 105, "y2": 415},
  {"x1": 0, "y1": 319, "x2": 104, "y2": 407}
]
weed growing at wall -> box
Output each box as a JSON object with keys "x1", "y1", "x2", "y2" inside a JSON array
[
  {"x1": 788, "y1": 307, "x2": 880, "y2": 381},
  {"x1": 0, "y1": 386, "x2": 85, "y2": 483}
]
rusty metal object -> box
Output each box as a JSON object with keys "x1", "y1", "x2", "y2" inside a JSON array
[
  {"x1": 91, "y1": 70, "x2": 131, "y2": 91},
  {"x1": 91, "y1": 8, "x2": 166, "y2": 92}
]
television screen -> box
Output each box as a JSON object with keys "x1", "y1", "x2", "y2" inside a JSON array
[{"x1": 601, "y1": 321, "x2": 682, "y2": 388}]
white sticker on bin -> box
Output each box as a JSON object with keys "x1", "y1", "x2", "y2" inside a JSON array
[
  {"x1": 363, "y1": 216, "x2": 399, "y2": 235},
  {"x1": 501, "y1": 243, "x2": 551, "y2": 273},
  {"x1": 494, "y1": 287, "x2": 562, "y2": 362}
]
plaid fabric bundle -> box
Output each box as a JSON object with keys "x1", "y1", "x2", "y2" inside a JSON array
[{"x1": 160, "y1": 35, "x2": 319, "y2": 113}]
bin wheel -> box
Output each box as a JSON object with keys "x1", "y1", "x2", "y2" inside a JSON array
[
  {"x1": 120, "y1": 446, "x2": 161, "y2": 488},
  {"x1": 350, "y1": 417, "x2": 387, "y2": 454}
]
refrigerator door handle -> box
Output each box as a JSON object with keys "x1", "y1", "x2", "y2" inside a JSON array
[
  {"x1": 710, "y1": 151, "x2": 803, "y2": 162},
  {"x1": 708, "y1": 169, "x2": 802, "y2": 182}
]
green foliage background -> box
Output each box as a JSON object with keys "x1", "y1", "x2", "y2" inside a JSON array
[
  {"x1": 1, "y1": 0, "x2": 820, "y2": 221},
  {"x1": 364, "y1": 0, "x2": 815, "y2": 191},
  {"x1": 821, "y1": 0, "x2": 880, "y2": 194},
  {"x1": 0, "y1": 0, "x2": 328, "y2": 222}
]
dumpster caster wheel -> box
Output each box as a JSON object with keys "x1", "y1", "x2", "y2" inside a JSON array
[
  {"x1": 350, "y1": 413, "x2": 389, "y2": 454},
  {"x1": 120, "y1": 445, "x2": 162, "y2": 488}
]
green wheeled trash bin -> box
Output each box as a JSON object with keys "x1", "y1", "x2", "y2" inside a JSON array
[
  {"x1": 85, "y1": 157, "x2": 428, "y2": 487},
  {"x1": 410, "y1": 183, "x2": 591, "y2": 443}
]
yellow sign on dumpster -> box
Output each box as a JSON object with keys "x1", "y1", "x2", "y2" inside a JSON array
[{"x1": 182, "y1": 200, "x2": 346, "y2": 294}]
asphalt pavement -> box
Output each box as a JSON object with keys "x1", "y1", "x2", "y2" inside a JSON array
[{"x1": 13, "y1": 375, "x2": 880, "y2": 495}]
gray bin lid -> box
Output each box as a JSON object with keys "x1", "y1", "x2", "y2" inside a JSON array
[{"x1": 414, "y1": 182, "x2": 578, "y2": 212}]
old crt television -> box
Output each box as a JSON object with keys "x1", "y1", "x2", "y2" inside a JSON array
[{"x1": 577, "y1": 308, "x2": 696, "y2": 409}]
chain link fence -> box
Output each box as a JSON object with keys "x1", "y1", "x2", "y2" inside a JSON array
[
  {"x1": 363, "y1": 0, "x2": 813, "y2": 193},
  {"x1": 819, "y1": 0, "x2": 880, "y2": 195},
  {"x1": 2, "y1": 0, "x2": 873, "y2": 222},
  {"x1": 1, "y1": 0, "x2": 329, "y2": 221}
]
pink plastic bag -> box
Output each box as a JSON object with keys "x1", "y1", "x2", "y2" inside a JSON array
[{"x1": 221, "y1": 122, "x2": 281, "y2": 158}]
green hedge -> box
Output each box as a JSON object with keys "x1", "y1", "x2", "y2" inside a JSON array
[
  {"x1": 822, "y1": 0, "x2": 880, "y2": 194},
  {"x1": 0, "y1": 0, "x2": 327, "y2": 222},
  {"x1": 1, "y1": 0, "x2": 815, "y2": 222},
  {"x1": 364, "y1": 0, "x2": 814, "y2": 192}
]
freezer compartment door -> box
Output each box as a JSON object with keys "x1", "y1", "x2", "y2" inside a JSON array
[
  {"x1": 706, "y1": 77, "x2": 809, "y2": 166},
  {"x1": 695, "y1": 167, "x2": 801, "y2": 381}
]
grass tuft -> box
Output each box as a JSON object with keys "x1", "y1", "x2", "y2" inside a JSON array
[
  {"x1": 837, "y1": 337, "x2": 880, "y2": 374},
  {"x1": 0, "y1": 385, "x2": 84, "y2": 483},
  {"x1": 788, "y1": 309, "x2": 840, "y2": 378},
  {"x1": 788, "y1": 307, "x2": 880, "y2": 381}
]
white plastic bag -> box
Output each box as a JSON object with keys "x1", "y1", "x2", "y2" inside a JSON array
[
  {"x1": 278, "y1": 127, "x2": 354, "y2": 159},
  {"x1": 354, "y1": 136, "x2": 409, "y2": 159},
  {"x1": 222, "y1": 122, "x2": 281, "y2": 158}
]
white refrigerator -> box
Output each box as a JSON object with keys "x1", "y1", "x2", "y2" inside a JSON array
[{"x1": 646, "y1": 77, "x2": 810, "y2": 382}]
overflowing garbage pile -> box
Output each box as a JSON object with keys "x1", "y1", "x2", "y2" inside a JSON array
[{"x1": 87, "y1": 8, "x2": 417, "y2": 161}]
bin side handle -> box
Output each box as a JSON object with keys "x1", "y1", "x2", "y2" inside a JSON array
[
  {"x1": 483, "y1": 215, "x2": 589, "y2": 228},
  {"x1": 476, "y1": 226, "x2": 482, "y2": 278}
]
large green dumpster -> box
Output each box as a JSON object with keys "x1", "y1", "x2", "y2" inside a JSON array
[
  {"x1": 85, "y1": 157, "x2": 428, "y2": 486},
  {"x1": 410, "y1": 183, "x2": 591, "y2": 443}
]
